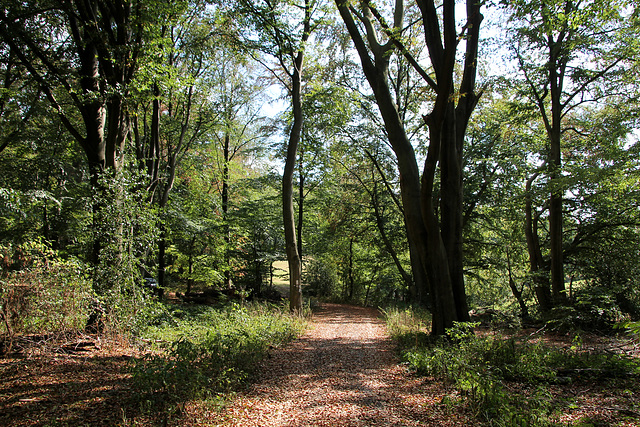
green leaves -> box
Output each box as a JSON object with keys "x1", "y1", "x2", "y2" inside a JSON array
[{"x1": 131, "y1": 303, "x2": 305, "y2": 408}]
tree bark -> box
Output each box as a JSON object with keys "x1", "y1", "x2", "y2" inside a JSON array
[
  {"x1": 281, "y1": 0, "x2": 312, "y2": 314},
  {"x1": 548, "y1": 53, "x2": 566, "y2": 303},
  {"x1": 223, "y1": 132, "x2": 232, "y2": 289},
  {"x1": 283, "y1": 52, "x2": 305, "y2": 314},
  {"x1": 297, "y1": 150, "x2": 305, "y2": 262},
  {"x1": 336, "y1": 0, "x2": 482, "y2": 334},
  {"x1": 525, "y1": 173, "x2": 552, "y2": 311}
]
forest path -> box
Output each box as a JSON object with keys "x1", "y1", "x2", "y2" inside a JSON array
[{"x1": 213, "y1": 303, "x2": 463, "y2": 427}]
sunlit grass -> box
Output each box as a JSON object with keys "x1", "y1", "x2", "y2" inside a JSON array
[{"x1": 131, "y1": 301, "x2": 307, "y2": 412}]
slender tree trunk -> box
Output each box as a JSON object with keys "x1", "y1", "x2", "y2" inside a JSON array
[
  {"x1": 187, "y1": 236, "x2": 195, "y2": 295},
  {"x1": 283, "y1": 57, "x2": 304, "y2": 313},
  {"x1": 223, "y1": 132, "x2": 232, "y2": 289},
  {"x1": 158, "y1": 224, "x2": 167, "y2": 292},
  {"x1": 348, "y1": 237, "x2": 355, "y2": 300},
  {"x1": 371, "y1": 186, "x2": 414, "y2": 294},
  {"x1": 281, "y1": 0, "x2": 312, "y2": 314},
  {"x1": 297, "y1": 151, "x2": 304, "y2": 262},
  {"x1": 548, "y1": 96, "x2": 566, "y2": 303},
  {"x1": 506, "y1": 246, "x2": 529, "y2": 319}
]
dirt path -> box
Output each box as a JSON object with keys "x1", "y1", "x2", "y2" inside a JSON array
[{"x1": 212, "y1": 303, "x2": 466, "y2": 427}]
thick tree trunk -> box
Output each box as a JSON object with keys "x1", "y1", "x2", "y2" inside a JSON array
[
  {"x1": 336, "y1": 1, "x2": 449, "y2": 331},
  {"x1": 525, "y1": 173, "x2": 552, "y2": 311},
  {"x1": 441, "y1": 103, "x2": 469, "y2": 322},
  {"x1": 421, "y1": 116, "x2": 458, "y2": 336}
]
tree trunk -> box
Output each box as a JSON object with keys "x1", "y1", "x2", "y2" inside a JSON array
[
  {"x1": 335, "y1": 1, "x2": 454, "y2": 333},
  {"x1": 441, "y1": 103, "x2": 470, "y2": 322},
  {"x1": 281, "y1": 0, "x2": 312, "y2": 314},
  {"x1": 548, "y1": 113, "x2": 566, "y2": 304},
  {"x1": 506, "y1": 246, "x2": 529, "y2": 319},
  {"x1": 525, "y1": 173, "x2": 552, "y2": 311},
  {"x1": 158, "y1": 224, "x2": 167, "y2": 291},
  {"x1": 223, "y1": 132, "x2": 232, "y2": 289},
  {"x1": 348, "y1": 237, "x2": 355, "y2": 300},
  {"x1": 371, "y1": 186, "x2": 414, "y2": 295},
  {"x1": 297, "y1": 150, "x2": 305, "y2": 262},
  {"x1": 547, "y1": 37, "x2": 566, "y2": 305},
  {"x1": 283, "y1": 56, "x2": 304, "y2": 313}
]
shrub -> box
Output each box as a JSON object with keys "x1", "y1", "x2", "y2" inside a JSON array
[
  {"x1": 0, "y1": 241, "x2": 92, "y2": 352},
  {"x1": 382, "y1": 305, "x2": 431, "y2": 348},
  {"x1": 303, "y1": 258, "x2": 339, "y2": 298},
  {"x1": 131, "y1": 302, "x2": 305, "y2": 411},
  {"x1": 389, "y1": 310, "x2": 640, "y2": 426}
]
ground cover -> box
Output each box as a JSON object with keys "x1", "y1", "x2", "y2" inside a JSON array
[{"x1": 1, "y1": 303, "x2": 639, "y2": 426}]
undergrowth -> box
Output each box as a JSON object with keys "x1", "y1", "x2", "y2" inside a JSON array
[
  {"x1": 385, "y1": 309, "x2": 640, "y2": 426},
  {"x1": 130, "y1": 302, "x2": 306, "y2": 414}
]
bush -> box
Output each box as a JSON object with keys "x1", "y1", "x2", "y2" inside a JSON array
[
  {"x1": 131, "y1": 302, "x2": 306, "y2": 411},
  {"x1": 303, "y1": 258, "x2": 339, "y2": 298},
  {"x1": 382, "y1": 305, "x2": 431, "y2": 347},
  {"x1": 389, "y1": 311, "x2": 640, "y2": 426},
  {"x1": 0, "y1": 241, "x2": 92, "y2": 352}
]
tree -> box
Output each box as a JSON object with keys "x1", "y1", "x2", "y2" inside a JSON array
[
  {"x1": 230, "y1": 0, "x2": 321, "y2": 313},
  {"x1": 209, "y1": 50, "x2": 266, "y2": 290},
  {"x1": 0, "y1": 0, "x2": 167, "y2": 284},
  {"x1": 335, "y1": 0, "x2": 483, "y2": 334},
  {"x1": 133, "y1": 3, "x2": 219, "y2": 288},
  {"x1": 503, "y1": 0, "x2": 639, "y2": 306}
]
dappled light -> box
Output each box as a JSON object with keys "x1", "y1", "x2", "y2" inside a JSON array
[
  {"x1": 2, "y1": 0, "x2": 640, "y2": 424},
  {"x1": 215, "y1": 304, "x2": 466, "y2": 426}
]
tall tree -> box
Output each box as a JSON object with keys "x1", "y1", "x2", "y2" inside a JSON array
[
  {"x1": 133, "y1": 3, "x2": 218, "y2": 288},
  {"x1": 335, "y1": 0, "x2": 483, "y2": 334},
  {"x1": 210, "y1": 51, "x2": 265, "y2": 290},
  {"x1": 0, "y1": 0, "x2": 161, "y2": 272},
  {"x1": 231, "y1": 0, "x2": 320, "y2": 312},
  {"x1": 504, "y1": 0, "x2": 638, "y2": 306}
]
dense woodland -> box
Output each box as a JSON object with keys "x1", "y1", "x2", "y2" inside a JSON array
[
  {"x1": 2, "y1": 0, "x2": 640, "y2": 424},
  {"x1": 2, "y1": 0, "x2": 640, "y2": 334}
]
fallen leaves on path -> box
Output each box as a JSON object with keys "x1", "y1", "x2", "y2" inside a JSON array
[
  {"x1": 2, "y1": 304, "x2": 639, "y2": 426},
  {"x1": 0, "y1": 336, "x2": 146, "y2": 426},
  {"x1": 206, "y1": 303, "x2": 470, "y2": 427}
]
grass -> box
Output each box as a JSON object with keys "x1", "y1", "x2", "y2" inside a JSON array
[
  {"x1": 130, "y1": 301, "x2": 306, "y2": 414},
  {"x1": 384, "y1": 308, "x2": 640, "y2": 426},
  {"x1": 270, "y1": 260, "x2": 290, "y2": 296}
]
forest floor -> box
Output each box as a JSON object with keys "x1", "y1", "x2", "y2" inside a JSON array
[
  {"x1": 0, "y1": 303, "x2": 639, "y2": 426},
  {"x1": 205, "y1": 303, "x2": 464, "y2": 426}
]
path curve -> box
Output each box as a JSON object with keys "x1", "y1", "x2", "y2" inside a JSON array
[{"x1": 216, "y1": 303, "x2": 465, "y2": 426}]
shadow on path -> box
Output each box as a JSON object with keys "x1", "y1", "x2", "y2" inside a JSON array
[{"x1": 216, "y1": 303, "x2": 466, "y2": 427}]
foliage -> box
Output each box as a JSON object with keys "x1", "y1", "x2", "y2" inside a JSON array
[
  {"x1": 130, "y1": 302, "x2": 306, "y2": 411},
  {"x1": 89, "y1": 168, "x2": 162, "y2": 338},
  {"x1": 389, "y1": 310, "x2": 640, "y2": 425},
  {"x1": 302, "y1": 257, "x2": 339, "y2": 298},
  {"x1": 0, "y1": 241, "x2": 92, "y2": 352},
  {"x1": 0, "y1": 0, "x2": 639, "y2": 342}
]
